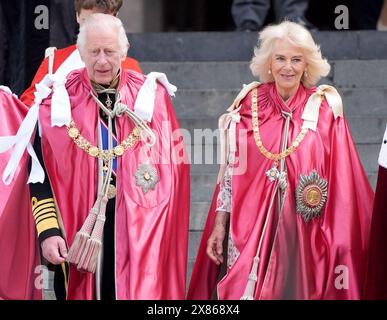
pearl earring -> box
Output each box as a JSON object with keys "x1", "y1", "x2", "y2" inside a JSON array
[
  {"x1": 268, "y1": 69, "x2": 272, "y2": 75},
  {"x1": 304, "y1": 70, "x2": 308, "y2": 77}
]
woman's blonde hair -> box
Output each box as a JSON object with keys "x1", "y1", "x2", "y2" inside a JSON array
[{"x1": 250, "y1": 21, "x2": 330, "y2": 88}]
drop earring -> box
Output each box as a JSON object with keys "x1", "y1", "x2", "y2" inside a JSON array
[{"x1": 268, "y1": 69, "x2": 272, "y2": 75}]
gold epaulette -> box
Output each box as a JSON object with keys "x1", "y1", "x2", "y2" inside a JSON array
[{"x1": 31, "y1": 197, "x2": 59, "y2": 236}]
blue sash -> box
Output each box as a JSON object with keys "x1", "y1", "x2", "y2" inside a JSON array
[{"x1": 100, "y1": 119, "x2": 117, "y2": 176}]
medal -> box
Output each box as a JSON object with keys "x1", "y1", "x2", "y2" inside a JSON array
[
  {"x1": 265, "y1": 163, "x2": 280, "y2": 182},
  {"x1": 106, "y1": 94, "x2": 113, "y2": 109},
  {"x1": 296, "y1": 170, "x2": 328, "y2": 222},
  {"x1": 135, "y1": 164, "x2": 159, "y2": 194}
]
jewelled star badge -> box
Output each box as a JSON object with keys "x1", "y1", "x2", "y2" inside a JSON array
[
  {"x1": 266, "y1": 163, "x2": 281, "y2": 182},
  {"x1": 296, "y1": 170, "x2": 328, "y2": 222},
  {"x1": 135, "y1": 164, "x2": 159, "y2": 194}
]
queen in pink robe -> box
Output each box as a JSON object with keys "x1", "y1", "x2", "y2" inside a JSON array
[{"x1": 188, "y1": 21, "x2": 374, "y2": 300}]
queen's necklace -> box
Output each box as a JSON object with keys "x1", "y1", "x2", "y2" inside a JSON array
[{"x1": 251, "y1": 88, "x2": 308, "y2": 181}]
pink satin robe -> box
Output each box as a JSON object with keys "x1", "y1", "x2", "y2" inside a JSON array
[
  {"x1": 0, "y1": 69, "x2": 190, "y2": 300},
  {"x1": 38, "y1": 69, "x2": 190, "y2": 299},
  {"x1": 0, "y1": 91, "x2": 42, "y2": 300},
  {"x1": 188, "y1": 82, "x2": 374, "y2": 300}
]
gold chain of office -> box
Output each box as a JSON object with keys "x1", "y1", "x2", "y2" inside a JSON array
[
  {"x1": 251, "y1": 88, "x2": 308, "y2": 162},
  {"x1": 67, "y1": 120, "x2": 141, "y2": 162}
]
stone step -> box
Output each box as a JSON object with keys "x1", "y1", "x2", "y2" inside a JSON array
[
  {"x1": 141, "y1": 60, "x2": 387, "y2": 89},
  {"x1": 179, "y1": 116, "x2": 387, "y2": 145},
  {"x1": 190, "y1": 174, "x2": 217, "y2": 203},
  {"x1": 334, "y1": 61, "x2": 387, "y2": 89},
  {"x1": 187, "y1": 259, "x2": 195, "y2": 286},
  {"x1": 191, "y1": 164, "x2": 219, "y2": 175},
  {"x1": 171, "y1": 88, "x2": 387, "y2": 119},
  {"x1": 190, "y1": 201, "x2": 212, "y2": 231},
  {"x1": 188, "y1": 231, "x2": 203, "y2": 261},
  {"x1": 128, "y1": 31, "x2": 387, "y2": 62},
  {"x1": 188, "y1": 232, "x2": 203, "y2": 281}
]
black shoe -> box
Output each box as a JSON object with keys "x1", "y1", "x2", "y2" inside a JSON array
[{"x1": 289, "y1": 16, "x2": 318, "y2": 31}]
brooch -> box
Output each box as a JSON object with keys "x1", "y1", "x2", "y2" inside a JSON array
[
  {"x1": 296, "y1": 170, "x2": 328, "y2": 222},
  {"x1": 265, "y1": 163, "x2": 280, "y2": 182},
  {"x1": 135, "y1": 164, "x2": 159, "y2": 194}
]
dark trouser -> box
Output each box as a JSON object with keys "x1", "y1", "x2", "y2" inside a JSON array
[
  {"x1": 0, "y1": 2, "x2": 7, "y2": 84},
  {"x1": 48, "y1": 0, "x2": 78, "y2": 48},
  {"x1": 353, "y1": 0, "x2": 383, "y2": 29},
  {"x1": 100, "y1": 198, "x2": 117, "y2": 300},
  {"x1": 232, "y1": 0, "x2": 309, "y2": 29}
]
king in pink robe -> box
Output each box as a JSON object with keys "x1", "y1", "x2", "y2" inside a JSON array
[
  {"x1": 37, "y1": 68, "x2": 190, "y2": 300},
  {"x1": 188, "y1": 82, "x2": 373, "y2": 300},
  {"x1": 0, "y1": 66, "x2": 190, "y2": 300}
]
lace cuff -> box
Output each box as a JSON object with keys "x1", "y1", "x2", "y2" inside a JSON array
[{"x1": 216, "y1": 165, "x2": 232, "y2": 213}]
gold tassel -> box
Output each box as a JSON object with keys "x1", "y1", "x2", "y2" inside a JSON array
[
  {"x1": 77, "y1": 195, "x2": 108, "y2": 273},
  {"x1": 240, "y1": 256, "x2": 260, "y2": 300},
  {"x1": 66, "y1": 194, "x2": 103, "y2": 265}
]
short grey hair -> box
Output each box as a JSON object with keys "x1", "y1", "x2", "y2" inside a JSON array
[
  {"x1": 77, "y1": 13, "x2": 129, "y2": 57},
  {"x1": 250, "y1": 21, "x2": 330, "y2": 88}
]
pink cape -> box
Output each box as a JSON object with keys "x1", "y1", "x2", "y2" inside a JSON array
[
  {"x1": 39, "y1": 69, "x2": 190, "y2": 299},
  {"x1": 0, "y1": 91, "x2": 42, "y2": 300},
  {"x1": 364, "y1": 165, "x2": 387, "y2": 299},
  {"x1": 188, "y1": 83, "x2": 373, "y2": 300}
]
